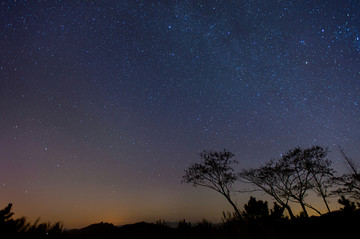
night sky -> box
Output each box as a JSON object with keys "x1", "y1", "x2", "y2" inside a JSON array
[{"x1": 1, "y1": 0, "x2": 360, "y2": 228}]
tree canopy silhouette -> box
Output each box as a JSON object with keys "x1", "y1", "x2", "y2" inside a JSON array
[
  {"x1": 183, "y1": 149, "x2": 241, "y2": 218},
  {"x1": 240, "y1": 146, "x2": 334, "y2": 218},
  {"x1": 239, "y1": 159, "x2": 295, "y2": 219},
  {"x1": 242, "y1": 197, "x2": 269, "y2": 220}
]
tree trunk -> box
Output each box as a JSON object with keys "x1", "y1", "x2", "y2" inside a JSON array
[
  {"x1": 274, "y1": 197, "x2": 294, "y2": 219},
  {"x1": 300, "y1": 201, "x2": 309, "y2": 217},
  {"x1": 306, "y1": 204, "x2": 322, "y2": 215},
  {"x1": 272, "y1": 196, "x2": 295, "y2": 219},
  {"x1": 284, "y1": 205, "x2": 295, "y2": 219},
  {"x1": 321, "y1": 195, "x2": 331, "y2": 212},
  {"x1": 316, "y1": 181, "x2": 331, "y2": 213},
  {"x1": 225, "y1": 195, "x2": 242, "y2": 219}
]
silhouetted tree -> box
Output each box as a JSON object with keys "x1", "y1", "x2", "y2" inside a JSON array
[
  {"x1": 183, "y1": 149, "x2": 241, "y2": 218},
  {"x1": 239, "y1": 161, "x2": 295, "y2": 219},
  {"x1": 269, "y1": 202, "x2": 286, "y2": 220},
  {"x1": 338, "y1": 196, "x2": 357, "y2": 213},
  {"x1": 334, "y1": 147, "x2": 360, "y2": 201},
  {"x1": 305, "y1": 146, "x2": 335, "y2": 212},
  {"x1": 242, "y1": 197, "x2": 269, "y2": 220},
  {"x1": 0, "y1": 203, "x2": 14, "y2": 223},
  {"x1": 276, "y1": 147, "x2": 321, "y2": 217},
  {"x1": 280, "y1": 146, "x2": 335, "y2": 213},
  {"x1": 0, "y1": 203, "x2": 15, "y2": 236},
  {"x1": 240, "y1": 146, "x2": 333, "y2": 218}
]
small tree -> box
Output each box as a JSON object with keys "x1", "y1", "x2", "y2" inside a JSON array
[
  {"x1": 243, "y1": 197, "x2": 269, "y2": 220},
  {"x1": 183, "y1": 149, "x2": 241, "y2": 218},
  {"x1": 338, "y1": 196, "x2": 357, "y2": 213},
  {"x1": 0, "y1": 203, "x2": 14, "y2": 223},
  {"x1": 269, "y1": 202, "x2": 285, "y2": 220}
]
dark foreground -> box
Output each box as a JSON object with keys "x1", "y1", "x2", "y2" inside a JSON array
[{"x1": 1, "y1": 209, "x2": 359, "y2": 239}]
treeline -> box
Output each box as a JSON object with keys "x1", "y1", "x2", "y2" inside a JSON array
[{"x1": 183, "y1": 146, "x2": 360, "y2": 218}]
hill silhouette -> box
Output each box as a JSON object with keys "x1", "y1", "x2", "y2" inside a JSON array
[
  {"x1": 66, "y1": 222, "x2": 118, "y2": 238},
  {"x1": 66, "y1": 221, "x2": 173, "y2": 239},
  {"x1": 62, "y1": 209, "x2": 360, "y2": 239}
]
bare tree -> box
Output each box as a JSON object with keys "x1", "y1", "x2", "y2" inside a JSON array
[
  {"x1": 182, "y1": 149, "x2": 241, "y2": 218},
  {"x1": 335, "y1": 147, "x2": 360, "y2": 201},
  {"x1": 278, "y1": 147, "x2": 332, "y2": 216},
  {"x1": 305, "y1": 146, "x2": 335, "y2": 212},
  {"x1": 275, "y1": 148, "x2": 313, "y2": 217},
  {"x1": 239, "y1": 160, "x2": 295, "y2": 219},
  {"x1": 240, "y1": 146, "x2": 334, "y2": 218}
]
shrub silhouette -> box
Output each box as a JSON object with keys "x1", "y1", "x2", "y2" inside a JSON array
[
  {"x1": 338, "y1": 196, "x2": 357, "y2": 213},
  {"x1": 0, "y1": 203, "x2": 63, "y2": 238},
  {"x1": 243, "y1": 196, "x2": 269, "y2": 220},
  {"x1": 269, "y1": 202, "x2": 286, "y2": 221}
]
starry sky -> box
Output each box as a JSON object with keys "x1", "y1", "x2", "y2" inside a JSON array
[{"x1": 1, "y1": 0, "x2": 360, "y2": 228}]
